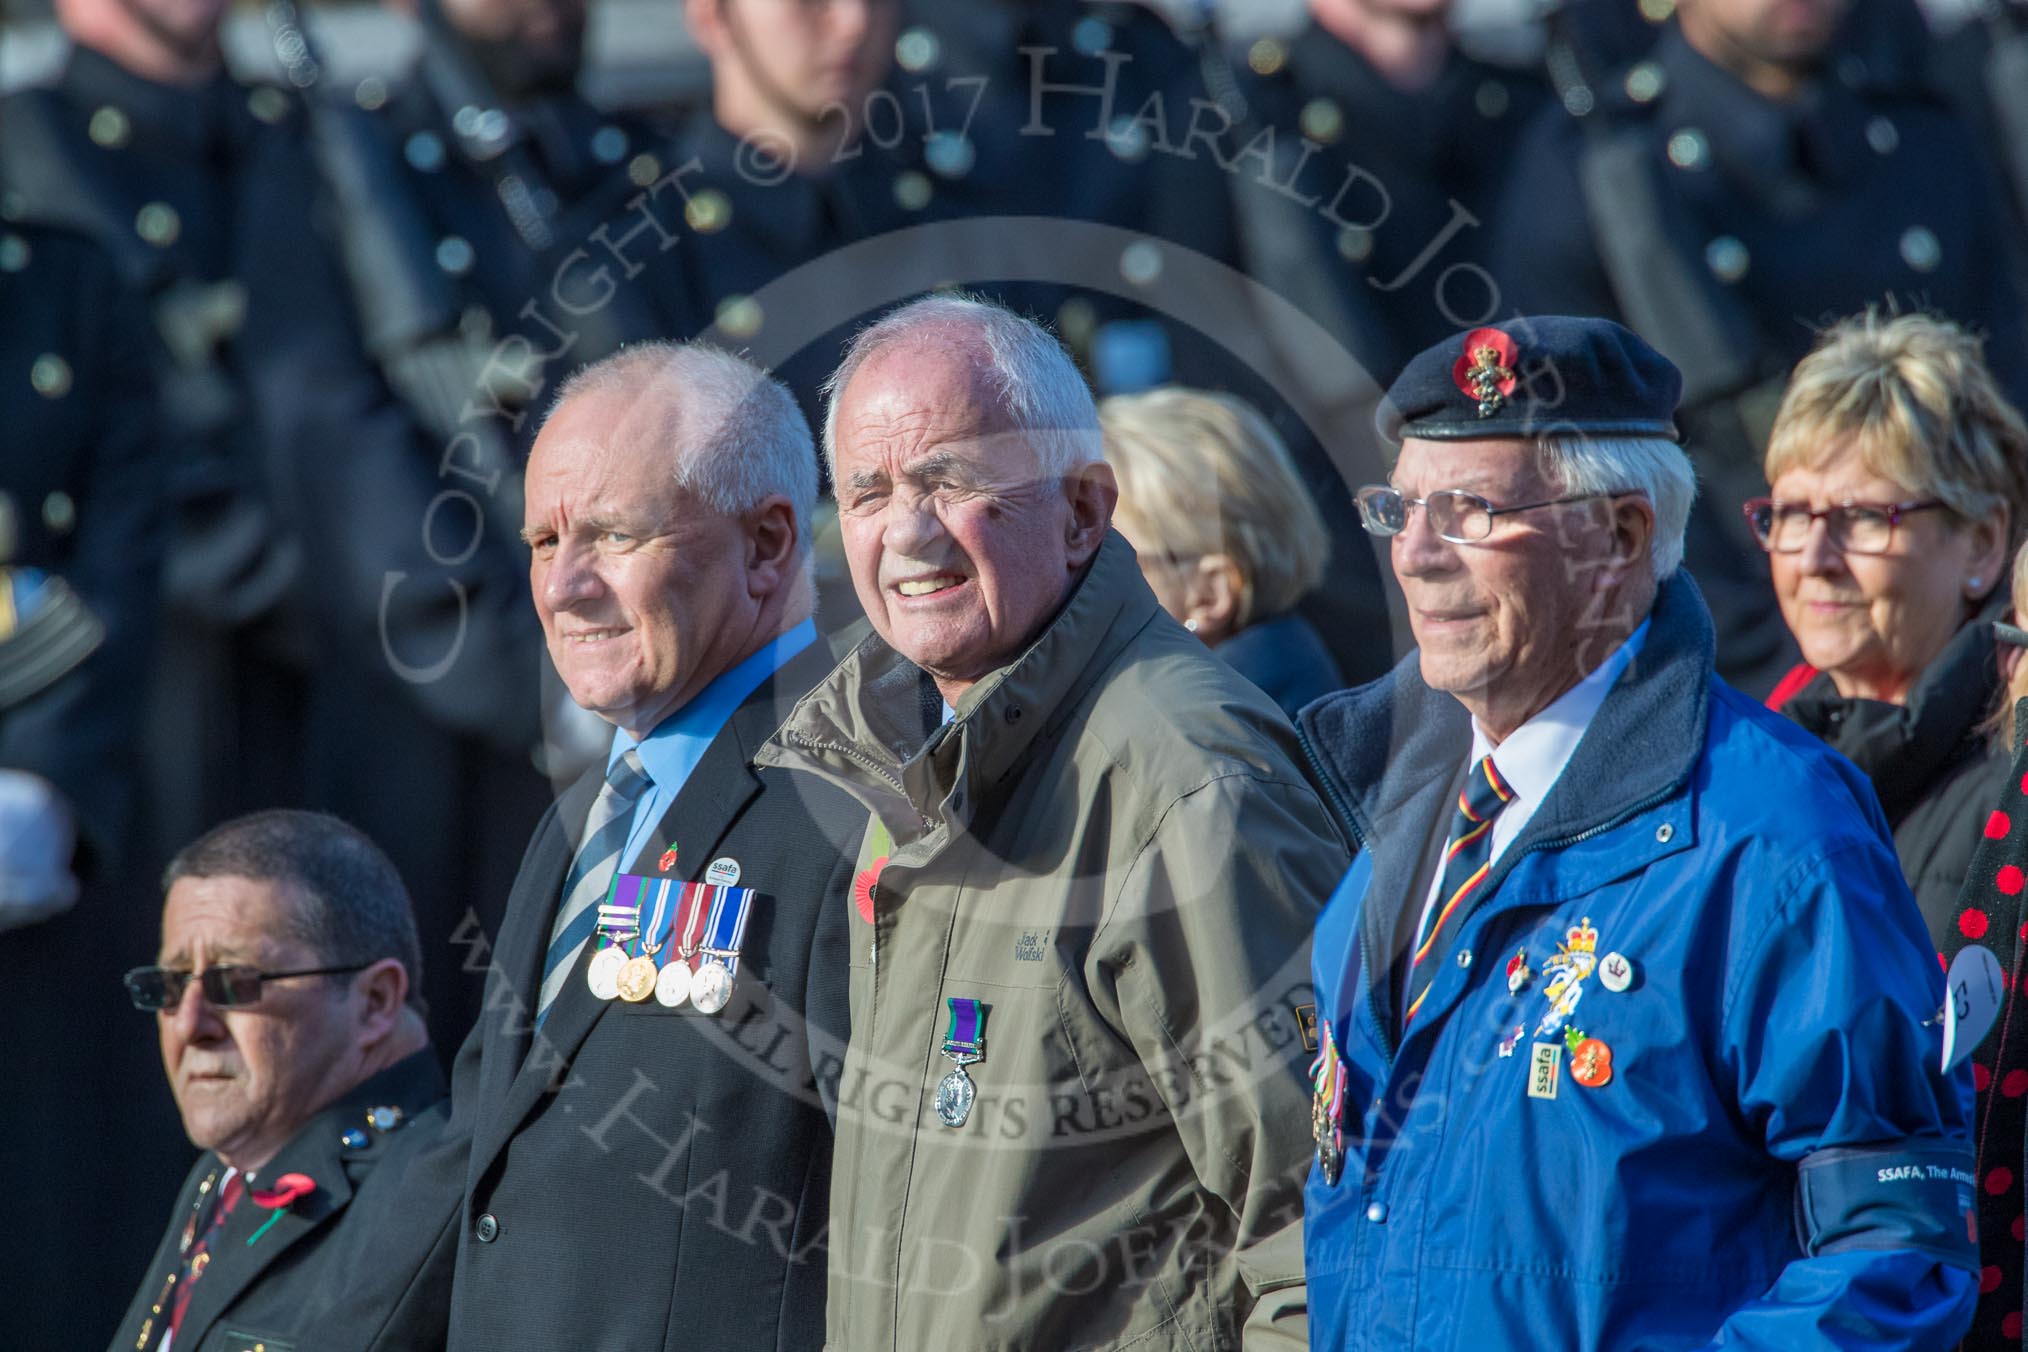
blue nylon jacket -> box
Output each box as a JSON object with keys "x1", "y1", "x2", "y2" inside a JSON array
[{"x1": 1294, "y1": 575, "x2": 1978, "y2": 1351}]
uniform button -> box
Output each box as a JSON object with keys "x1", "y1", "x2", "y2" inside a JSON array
[
  {"x1": 896, "y1": 27, "x2": 941, "y2": 74},
  {"x1": 1704, "y1": 236, "x2": 1749, "y2": 284},
  {"x1": 590, "y1": 125, "x2": 629, "y2": 165},
  {"x1": 405, "y1": 131, "x2": 447, "y2": 173},
  {"x1": 1899, "y1": 226, "x2": 1942, "y2": 274},
  {"x1": 715, "y1": 294, "x2": 763, "y2": 339},
  {"x1": 135, "y1": 202, "x2": 181, "y2": 248},
  {"x1": 1456, "y1": 948, "x2": 1473, "y2": 969},
  {"x1": 30, "y1": 354, "x2": 72, "y2": 398},
  {"x1": 1248, "y1": 38, "x2": 1287, "y2": 76},
  {"x1": 435, "y1": 236, "x2": 475, "y2": 276},
  {"x1": 89, "y1": 105, "x2": 131, "y2": 148},
  {"x1": 893, "y1": 171, "x2": 933, "y2": 212},
  {"x1": 1365, "y1": 1201, "x2": 1388, "y2": 1223},
  {"x1": 684, "y1": 190, "x2": 733, "y2": 234},
  {"x1": 474, "y1": 1213, "x2": 499, "y2": 1243},
  {"x1": 1300, "y1": 98, "x2": 1344, "y2": 144},
  {"x1": 1624, "y1": 62, "x2": 1666, "y2": 104}
]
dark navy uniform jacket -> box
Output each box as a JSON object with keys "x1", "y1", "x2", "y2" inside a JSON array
[
  {"x1": 108, "y1": 1050, "x2": 448, "y2": 1352},
  {"x1": 1296, "y1": 575, "x2": 1978, "y2": 1349}
]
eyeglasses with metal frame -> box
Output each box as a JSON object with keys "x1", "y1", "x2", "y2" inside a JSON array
[
  {"x1": 1740, "y1": 498, "x2": 1946, "y2": 555},
  {"x1": 124, "y1": 962, "x2": 372, "y2": 1011},
  {"x1": 1354, "y1": 484, "x2": 1607, "y2": 545}
]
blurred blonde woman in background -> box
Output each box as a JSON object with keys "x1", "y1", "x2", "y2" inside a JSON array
[
  {"x1": 1756, "y1": 311, "x2": 2028, "y2": 935},
  {"x1": 1099, "y1": 387, "x2": 1345, "y2": 718}
]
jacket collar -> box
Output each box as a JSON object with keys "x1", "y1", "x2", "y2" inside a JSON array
[
  {"x1": 1299, "y1": 573, "x2": 1714, "y2": 1043},
  {"x1": 173, "y1": 1049, "x2": 446, "y2": 1347},
  {"x1": 1301, "y1": 570, "x2": 1715, "y2": 848},
  {"x1": 1782, "y1": 588, "x2": 2009, "y2": 822},
  {"x1": 757, "y1": 530, "x2": 1159, "y2": 846}
]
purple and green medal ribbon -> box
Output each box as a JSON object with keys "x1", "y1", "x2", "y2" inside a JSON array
[
  {"x1": 944, "y1": 997, "x2": 988, "y2": 1055},
  {"x1": 700, "y1": 885, "x2": 757, "y2": 974},
  {"x1": 597, "y1": 873, "x2": 647, "y2": 951}
]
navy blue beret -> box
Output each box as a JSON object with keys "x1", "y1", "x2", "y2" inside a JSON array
[{"x1": 1377, "y1": 316, "x2": 1683, "y2": 444}]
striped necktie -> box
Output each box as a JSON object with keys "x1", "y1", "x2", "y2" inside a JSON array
[
  {"x1": 536, "y1": 749, "x2": 652, "y2": 1022},
  {"x1": 1404, "y1": 754, "x2": 1514, "y2": 1026}
]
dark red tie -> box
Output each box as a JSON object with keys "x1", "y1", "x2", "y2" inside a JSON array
[{"x1": 163, "y1": 1170, "x2": 244, "y2": 1342}]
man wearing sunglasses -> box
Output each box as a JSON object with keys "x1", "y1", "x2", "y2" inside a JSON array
[
  {"x1": 109, "y1": 809, "x2": 444, "y2": 1352},
  {"x1": 1295, "y1": 316, "x2": 1977, "y2": 1349}
]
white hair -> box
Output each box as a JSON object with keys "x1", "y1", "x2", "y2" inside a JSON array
[
  {"x1": 1537, "y1": 433, "x2": 1698, "y2": 578},
  {"x1": 547, "y1": 341, "x2": 818, "y2": 570},
  {"x1": 820, "y1": 293, "x2": 1100, "y2": 480}
]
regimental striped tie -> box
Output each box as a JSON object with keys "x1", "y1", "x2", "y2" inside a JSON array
[
  {"x1": 535, "y1": 749, "x2": 652, "y2": 1023},
  {"x1": 1404, "y1": 754, "x2": 1514, "y2": 1027}
]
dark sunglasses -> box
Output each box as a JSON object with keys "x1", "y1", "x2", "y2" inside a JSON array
[{"x1": 123, "y1": 962, "x2": 370, "y2": 1011}]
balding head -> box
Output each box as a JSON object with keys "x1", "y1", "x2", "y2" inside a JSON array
[
  {"x1": 825, "y1": 297, "x2": 1115, "y2": 705},
  {"x1": 522, "y1": 343, "x2": 816, "y2": 737}
]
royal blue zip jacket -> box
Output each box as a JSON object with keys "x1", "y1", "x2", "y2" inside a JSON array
[{"x1": 1295, "y1": 574, "x2": 1978, "y2": 1350}]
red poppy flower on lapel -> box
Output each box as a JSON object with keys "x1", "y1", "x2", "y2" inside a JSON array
[
  {"x1": 852, "y1": 856, "x2": 889, "y2": 925},
  {"x1": 245, "y1": 1172, "x2": 316, "y2": 1246}
]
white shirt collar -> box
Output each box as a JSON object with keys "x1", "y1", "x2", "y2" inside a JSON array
[{"x1": 1469, "y1": 619, "x2": 1652, "y2": 825}]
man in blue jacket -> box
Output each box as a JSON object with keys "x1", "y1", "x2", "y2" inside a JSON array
[{"x1": 1297, "y1": 315, "x2": 1979, "y2": 1349}]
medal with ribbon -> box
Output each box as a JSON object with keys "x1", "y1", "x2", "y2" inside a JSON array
[
  {"x1": 653, "y1": 881, "x2": 712, "y2": 1007},
  {"x1": 690, "y1": 884, "x2": 757, "y2": 1015},
  {"x1": 935, "y1": 997, "x2": 989, "y2": 1127},
  {"x1": 586, "y1": 879, "x2": 644, "y2": 1001},
  {"x1": 1309, "y1": 1020, "x2": 1346, "y2": 1185},
  {"x1": 618, "y1": 878, "x2": 677, "y2": 1004}
]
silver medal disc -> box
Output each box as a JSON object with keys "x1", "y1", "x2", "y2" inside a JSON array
[
  {"x1": 934, "y1": 1065, "x2": 977, "y2": 1127},
  {"x1": 654, "y1": 960, "x2": 691, "y2": 1008},
  {"x1": 690, "y1": 960, "x2": 735, "y2": 1014},
  {"x1": 586, "y1": 946, "x2": 627, "y2": 1000}
]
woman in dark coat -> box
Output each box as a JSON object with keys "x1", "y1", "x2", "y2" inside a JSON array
[
  {"x1": 1099, "y1": 386, "x2": 1347, "y2": 718},
  {"x1": 1757, "y1": 311, "x2": 2028, "y2": 1347}
]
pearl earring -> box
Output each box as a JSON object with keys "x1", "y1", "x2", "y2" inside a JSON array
[
  {"x1": 1184, "y1": 618, "x2": 1200, "y2": 633},
  {"x1": 1970, "y1": 576, "x2": 1984, "y2": 593}
]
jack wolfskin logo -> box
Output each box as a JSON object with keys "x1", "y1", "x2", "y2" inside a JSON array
[{"x1": 1014, "y1": 931, "x2": 1047, "y2": 962}]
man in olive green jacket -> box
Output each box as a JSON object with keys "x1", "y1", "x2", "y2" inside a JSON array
[{"x1": 757, "y1": 295, "x2": 1348, "y2": 1350}]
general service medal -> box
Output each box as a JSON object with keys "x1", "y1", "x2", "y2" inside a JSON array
[
  {"x1": 935, "y1": 1063, "x2": 978, "y2": 1128},
  {"x1": 586, "y1": 946, "x2": 627, "y2": 1001},
  {"x1": 936, "y1": 997, "x2": 989, "y2": 1128}
]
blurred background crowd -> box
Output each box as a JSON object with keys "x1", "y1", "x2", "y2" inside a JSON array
[{"x1": 5, "y1": 0, "x2": 2028, "y2": 1344}]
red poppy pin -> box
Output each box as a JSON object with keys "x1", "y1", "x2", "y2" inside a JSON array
[
  {"x1": 852, "y1": 856, "x2": 888, "y2": 925},
  {"x1": 658, "y1": 843, "x2": 679, "y2": 874},
  {"x1": 1453, "y1": 327, "x2": 1520, "y2": 418},
  {"x1": 245, "y1": 1172, "x2": 316, "y2": 1246}
]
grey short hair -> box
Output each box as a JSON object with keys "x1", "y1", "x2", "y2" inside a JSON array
[
  {"x1": 1535, "y1": 434, "x2": 1697, "y2": 578},
  {"x1": 548, "y1": 341, "x2": 818, "y2": 570},
  {"x1": 163, "y1": 810, "x2": 426, "y2": 1016},
  {"x1": 820, "y1": 293, "x2": 1100, "y2": 480}
]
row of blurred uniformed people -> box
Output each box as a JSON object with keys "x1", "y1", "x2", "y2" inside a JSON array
[{"x1": 0, "y1": 1, "x2": 672, "y2": 1347}]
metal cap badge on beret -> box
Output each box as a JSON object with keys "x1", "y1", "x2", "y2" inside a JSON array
[{"x1": 1378, "y1": 316, "x2": 1684, "y2": 444}]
